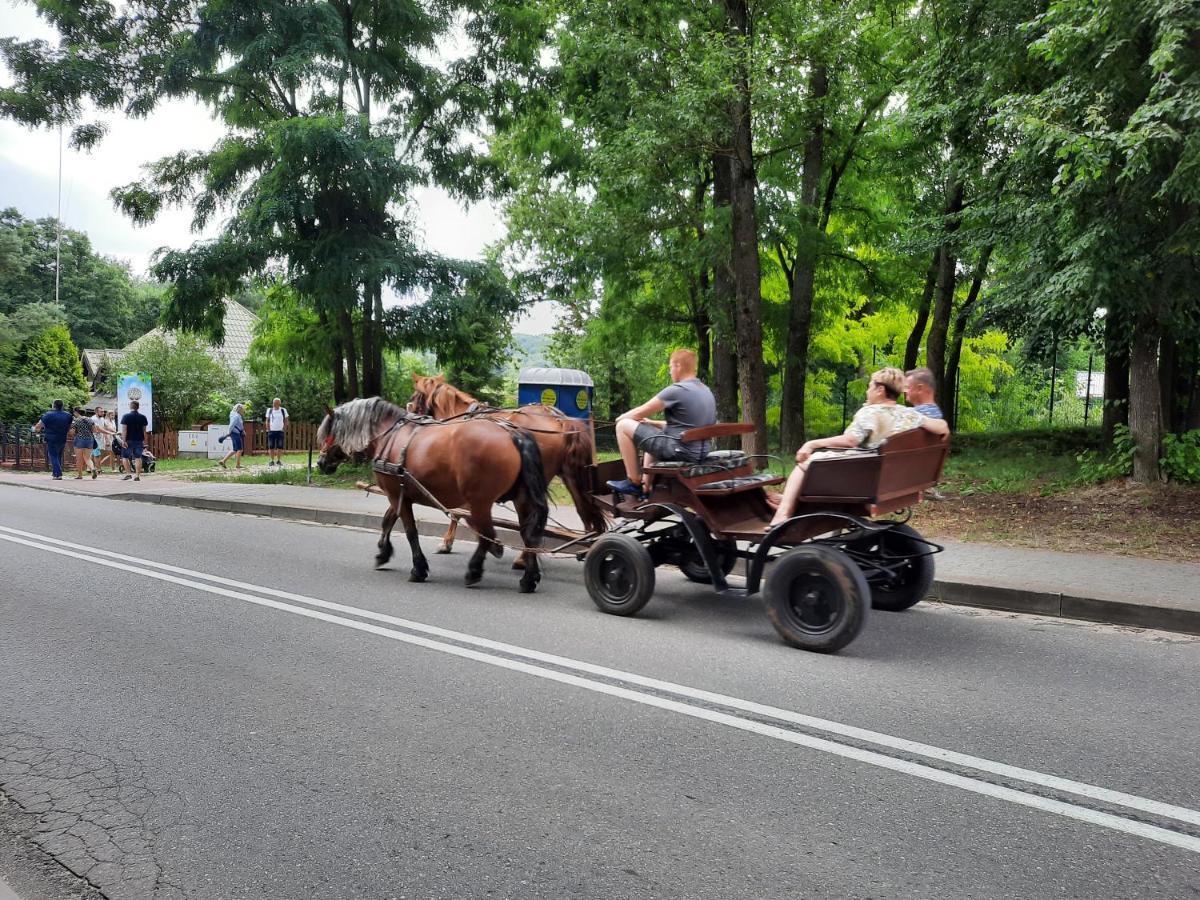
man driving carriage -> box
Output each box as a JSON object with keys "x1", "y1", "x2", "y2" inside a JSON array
[{"x1": 606, "y1": 348, "x2": 717, "y2": 500}]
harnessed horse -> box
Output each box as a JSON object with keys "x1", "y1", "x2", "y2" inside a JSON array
[
  {"x1": 407, "y1": 375, "x2": 610, "y2": 561},
  {"x1": 317, "y1": 397, "x2": 550, "y2": 593}
]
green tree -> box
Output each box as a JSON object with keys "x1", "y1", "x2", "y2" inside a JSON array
[
  {"x1": 108, "y1": 334, "x2": 238, "y2": 429},
  {"x1": 2, "y1": 1, "x2": 524, "y2": 403},
  {"x1": 0, "y1": 208, "x2": 152, "y2": 349},
  {"x1": 998, "y1": 0, "x2": 1200, "y2": 481},
  {"x1": 16, "y1": 323, "x2": 87, "y2": 390}
]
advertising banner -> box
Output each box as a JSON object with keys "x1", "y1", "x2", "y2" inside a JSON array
[{"x1": 117, "y1": 372, "x2": 154, "y2": 433}]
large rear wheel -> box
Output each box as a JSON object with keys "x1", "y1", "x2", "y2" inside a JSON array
[
  {"x1": 584, "y1": 533, "x2": 655, "y2": 616},
  {"x1": 852, "y1": 523, "x2": 936, "y2": 612},
  {"x1": 764, "y1": 546, "x2": 868, "y2": 652},
  {"x1": 679, "y1": 538, "x2": 738, "y2": 584}
]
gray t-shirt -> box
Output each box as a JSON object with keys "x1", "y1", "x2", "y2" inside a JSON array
[{"x1": 656, "y1": 378, "x2": 717, "y2": 453}]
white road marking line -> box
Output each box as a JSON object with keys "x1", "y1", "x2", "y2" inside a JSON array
[{"x1": 2, "y1": 526, "x2": 1199, "y2": 854}]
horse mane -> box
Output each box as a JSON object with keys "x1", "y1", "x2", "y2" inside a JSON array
[{"x1": 323, "y1": 397, "x2": 408, "y2": 453}]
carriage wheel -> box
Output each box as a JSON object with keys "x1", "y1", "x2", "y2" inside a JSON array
[
  {"x1": 855, "y1": 523, "x2": 936, "y2": 612},
  {"x1": 584, "y1": 534, "x2": 655, "y2": 617},
  {"x1": 679, "y1": 538, "x2": 738, "y2": 584},
  {"x1": 764, "y1": 546, "x2": 868, "y2": 653}
]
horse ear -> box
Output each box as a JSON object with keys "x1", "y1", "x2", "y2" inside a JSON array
[{"x1": 412, "y1": 373, "x2": 421, "y2": 384}]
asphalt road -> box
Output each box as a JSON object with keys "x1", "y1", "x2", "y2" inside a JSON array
[{"x1": 1, "y1": 483, "x2": 1198, "y2": 899}]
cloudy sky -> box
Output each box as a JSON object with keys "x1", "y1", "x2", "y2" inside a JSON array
[{"x1": 0, "y1": 2, "x2": 557, "y2": 334}]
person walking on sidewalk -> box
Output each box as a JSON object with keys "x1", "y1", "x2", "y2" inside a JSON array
[
  {"x1": 218, "y1": 403, "x2": 246, "y2": 470},
  {"x1": 70, "y1": 407, "x2": 97, "y2": 479},
  {"x1": 119, "y1": 400, "x2": 150, "y2": 481},
  {"x1": 32, "y1": 399, "x2": 72, "y2": 479},
  {"x1": 264, "y1": 397, "x2": 288, "y2": 467},
  {"x1": 92, "y1": 407, "x2": 118, "y2": 472}
]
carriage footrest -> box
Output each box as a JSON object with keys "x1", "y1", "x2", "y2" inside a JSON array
[
  {"x1": 695, "y1": 473, "x2": 785, "y2": 494},
  {"x1": 372, "y1": 460, "x2": 406, "y2": 477}
]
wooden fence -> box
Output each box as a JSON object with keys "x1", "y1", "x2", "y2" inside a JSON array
[{"x1": 2, "y1": 421, "x2": 320, "y2": 469}]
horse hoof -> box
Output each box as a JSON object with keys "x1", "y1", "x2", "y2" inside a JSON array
[
  {"x1": 409, "y1": 571, "x2": 427, "y2": 583},
  {"x1": 464, "y1": 571, "x2": 483, "y2": 587},
  {"x1": 436, "y1": 545, "x2": 453, "y2": 555},
  {"x1": 518, "y1": 581, "x2": 538, "y2": 594}
]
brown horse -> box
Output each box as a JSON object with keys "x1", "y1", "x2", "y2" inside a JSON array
[
  {"x1": 317, "y1": 397, "x2": 549, "y2": 593},
  {"x1": 406, "y1": 374, "x2": 609, "y2": 557}
]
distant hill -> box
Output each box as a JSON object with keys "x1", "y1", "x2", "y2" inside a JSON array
[{"x1": 512, "y1": 333, "x2": 553, "y2": 369}]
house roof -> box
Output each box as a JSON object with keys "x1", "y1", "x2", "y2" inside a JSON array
[{"x1": 83, "y1": 300, "x2": 260, "y2": 386}]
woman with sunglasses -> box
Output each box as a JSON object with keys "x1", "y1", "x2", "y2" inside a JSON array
[{"x1": 768, "y1": 367, "x2": 948, "y2": 527}]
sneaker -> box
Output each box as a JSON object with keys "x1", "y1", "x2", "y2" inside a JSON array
[
  {"x1": 606, "y1": 478, "x2": 647, "y2": 500},
  {"x1": 122, "y1": 474, "x2": 132, "y2": 481},
  {"x1": 926, "y1": 487, "x2": 946, "y2": 501},
  {"x1": 133, "y1": 476, "x2": 140, "y2": 481}
]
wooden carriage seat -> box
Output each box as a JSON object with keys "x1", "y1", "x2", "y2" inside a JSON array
[
  {"x1": 645, "y1": 423, "x2": 785, "y2": 495},
  {"x1": 798, "y1": 427, "x2": 949, "y2": 514}
]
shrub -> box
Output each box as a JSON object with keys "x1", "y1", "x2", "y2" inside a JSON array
[{"x1": 1161, "y1": 430, "x2": 1200, "y2": 484}]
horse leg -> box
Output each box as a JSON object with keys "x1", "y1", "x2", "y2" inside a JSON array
[
  {"x1": 376, "y1": 501, "x2": 399, "y2": 568},
  {"x1": 436, "y1": 515, "x2": 459, "y2": 554},
  {"x1": 464, "y1": 505, "x2": 499, "y2": 587},
  {"x1": 514, "y1": 493, "x2": 543, "y2": 594},
  {"x1": 401, "y1": 500, "x2": 429, "y2": 582}
]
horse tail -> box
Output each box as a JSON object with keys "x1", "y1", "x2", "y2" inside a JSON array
[
  {"x1": 508, "y1": 428, "x2": 549, "y2": 539},
  {"x1": 560, "y1": 421, "x2": 611, "y2": 536}
]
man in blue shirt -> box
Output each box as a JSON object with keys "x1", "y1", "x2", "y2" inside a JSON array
[
  {"x1": 120, "y1": 400, "x2": 151, "y2": 481},
  {"x1": 32, "y1": 399, "x2": 73, "y2": 479},
  {"x1": 904, "y1": 367, "x2": 944, "y2": 419},
  {"x1": 905, "y1": 367, "x2": 946, "y2": 500}
]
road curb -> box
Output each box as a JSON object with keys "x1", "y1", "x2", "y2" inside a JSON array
[
  {"x1": 929, "y1": 581, "x2": 1200, "y2": 636},
  {"x1": 3, "y1": 476, "x2": 1197, "y2": 637}
]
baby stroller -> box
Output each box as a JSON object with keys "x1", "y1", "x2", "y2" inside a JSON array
[{"x1": 140, "y1": 448, "x2": 157, "y2": 474}]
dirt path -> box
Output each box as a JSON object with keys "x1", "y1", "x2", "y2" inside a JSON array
[{"x1": 911, "y1": 482, "x2": 1200, "y2": 562}]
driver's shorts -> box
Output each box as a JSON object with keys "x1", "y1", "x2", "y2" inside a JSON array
[{"x1": 633, "y1": 422, "x2": 703, "y2": 462}]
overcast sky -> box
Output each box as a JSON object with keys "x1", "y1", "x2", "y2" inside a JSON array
[{"x1": 0, "y1": 1, "x2": 558, "y2": 335}]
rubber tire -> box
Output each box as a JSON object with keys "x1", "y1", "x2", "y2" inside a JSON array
[
  {"x1": 679, "y1": 539, "x2": 738, "y2": 584},
  {"x1": 585, "y1": 533, "x2": 656, "y2": 617},
  {"x1": 764, "y1": 545, "x2": 869, "y2": 653},
  {"x1": 857, "y1": 523, "x2": 936, "y2": 612}
]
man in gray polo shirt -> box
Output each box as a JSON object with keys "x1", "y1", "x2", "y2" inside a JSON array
[{"x1": 607, "y1": 348, "x2": 717, "y2": 499}]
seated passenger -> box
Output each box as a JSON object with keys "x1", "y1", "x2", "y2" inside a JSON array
[
  {"x1": 607, "y1": 348, "x2": 717, "y2": 499},
  {"x1": 768, "y1": 367, "x2": 948, "y2": 526}
]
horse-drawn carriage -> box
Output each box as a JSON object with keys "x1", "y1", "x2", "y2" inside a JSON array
[{"x1": 318, "y1": 374, "x2": 950, "y2": 654}]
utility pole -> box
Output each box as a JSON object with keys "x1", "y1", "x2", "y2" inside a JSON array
[{"x1": 55, "y1": 123, "x2": 63, "y2": 306}]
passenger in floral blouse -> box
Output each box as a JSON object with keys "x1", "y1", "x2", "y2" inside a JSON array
[{"x1": 768, "y1": 367, "x2": 949, "y2": 527}]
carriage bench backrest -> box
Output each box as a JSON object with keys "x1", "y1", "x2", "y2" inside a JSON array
[{"x1": 798, "y1": 428, "x2": 949, "y2": 506}]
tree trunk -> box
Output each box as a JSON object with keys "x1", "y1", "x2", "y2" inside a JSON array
[
  {"x1": 779, "y1": 64, "x2": 828, "y2": 453},
  {"x1": 711, "y1": 153, "x2": 740, "y2": 426},
  {"x1": 723, "y1": 0, "x2": 767, "y2": 457},
  {"x1": 360, "y1": 288, "x2": 377, "y2": 397},
  {"x1": 925, "y1": 174, "x2": 965, "y2": 400},
  {"x1": 321, "y1": 309, "x2": 347, "y2": 403},
  {"x1": 1101, "y1": 315, "x2": 1130, "y2": 444},
  {"x1": 903, "y1": 252, "x2": 939, "y2": 371},
  {"x1": 1158, "y1": 335, "x2": 1180, "y2": 435},
  {"x1": 943, "y1": 246, "x2": 992, "y2": 430},
  {"x1": 340, "y1": 308, "x2": 359, "y2": 399},
  {"x1": 1128, "y1": 320, "x2": 1162, "y2": 484}
]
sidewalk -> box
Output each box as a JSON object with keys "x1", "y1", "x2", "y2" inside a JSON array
[{"x1": 2, "y1": 468, "x2": 1198, "y2": 636}]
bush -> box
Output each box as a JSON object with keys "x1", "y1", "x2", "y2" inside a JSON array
[
  {"x1": 1075, "y1": 424, "x2": 1134, "y2": 483},
  {"x1": 1161, "y1": 430, "x2": 1200, "y2": 484}
]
